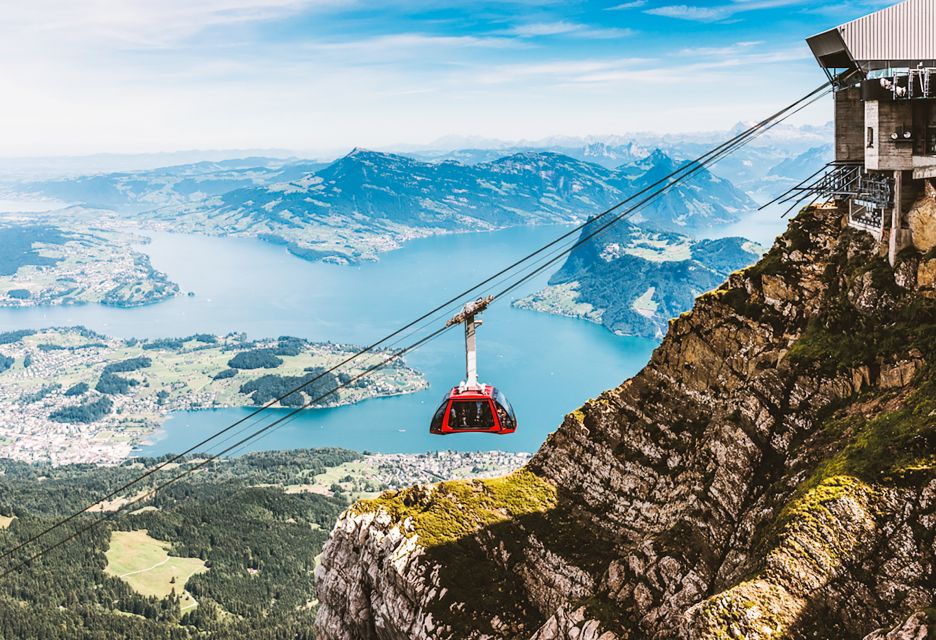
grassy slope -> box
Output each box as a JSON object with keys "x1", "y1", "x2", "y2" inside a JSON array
[{"x1": 105, "y1": 530, "x2": 207, "y2": 610}]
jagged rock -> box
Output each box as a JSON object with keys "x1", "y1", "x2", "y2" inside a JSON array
[
  {"x1": 918, "y1": 258, "x2": 936, "y2": 292},
  {"x1": 894, "y1": 253, "x2": 919, "y2": 290},
  {"x1": 908, "y1": 179, "x2": 936, "y2": 253},
  {"x1": 863, "y1": 611, "x2": 931, "y2": 639},
  {"x1": 315, "y1": 206, "x2": 936, "y2": 640},
  {"x1": 879, "y1": 353, "x2": 924, "y2": 388}
]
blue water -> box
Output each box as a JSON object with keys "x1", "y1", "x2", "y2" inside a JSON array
[{"x1": 0, "y1": 226, "x2": 657, "y2": 455}]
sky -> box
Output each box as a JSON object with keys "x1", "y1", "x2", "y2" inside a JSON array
[{"x1": 0, "y1": 0, "x2": 896, "y2": 157}]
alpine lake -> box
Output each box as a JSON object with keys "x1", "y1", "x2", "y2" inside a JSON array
[{"x1": 0, "y1": 214, "x2": 786, "y2": 457}]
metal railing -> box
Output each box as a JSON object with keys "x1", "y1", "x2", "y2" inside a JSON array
[{"x1": 761, "y1": 162, "x2": 893, "y2": 222}]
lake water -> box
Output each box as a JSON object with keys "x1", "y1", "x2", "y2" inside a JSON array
[
  {"x1": 696, "y1": 202, "x2": 789, "y2": 247},
  {"x1": 0, "y1": 225, "x2": 658, "y2": 455}
]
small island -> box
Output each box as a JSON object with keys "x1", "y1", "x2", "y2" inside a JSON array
[
  {"x1": 0, "y1": 328, "x2": 426, "y2": 465},
  {"x1": 0, "y1": 222, "x2": 179, "y2": 308}
]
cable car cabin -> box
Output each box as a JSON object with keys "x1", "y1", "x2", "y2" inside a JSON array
[
  {"x1": 430, "y1": 385, "x2": 517, "y2": 435},
  {"x1": 431, "y1": 296, "x2": 517, "y2": 435}
]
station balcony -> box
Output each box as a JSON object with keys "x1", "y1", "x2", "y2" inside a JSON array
[{"x1": 862, "y1": 67, "x2": 936, "y2": 101}]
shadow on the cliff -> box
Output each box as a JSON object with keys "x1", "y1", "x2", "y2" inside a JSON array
[
  {"x1": 421, "y1": 502, "x2": 618, "y2": 637},
  {"x1": 788, "y1": 597, "x2": 869, "y2": 640}
]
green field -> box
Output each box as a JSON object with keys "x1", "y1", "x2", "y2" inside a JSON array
[
  {"x1": 0, "y1": 223, "x2": 179, "y2": 308},
  {"x1": 305, "y1": 459, "x2": 383, "y2": 501},
  {"x1": 104, "y1": 529, "x2": 207, "y2": 610}
]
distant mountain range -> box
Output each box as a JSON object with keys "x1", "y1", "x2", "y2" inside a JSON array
[
  {"x1": 405, "y1": 123, "x2": 834, "y2": 194},
  {"x1": 6, "y1": 122, "x2": 832, "y2": 205},
  {"x1": 4, "y1": 129, "x2": 834, "y2": 265},
  {"x1": 767, "y1": 144, "x2": 834, "y2": 182},
  {"x1": 15, "y1": 158, "x2": 328, "y2": 213},
  {"x1": 516, "y1": 220, "x2": 764, "y2": 338},
  {"x1": 135, "y1": 148, "x2": 755, "y2": 263}
]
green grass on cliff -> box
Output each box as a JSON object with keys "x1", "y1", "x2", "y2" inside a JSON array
[
  {"x1": 353, "y1": 469, "x2": 557, "y2": 547},
  {"x1": 694, "y1": 209, "x2": 836, "y2": 328},
  {"x1": 705, "y1": 377, "x2": 936, "y2": 639},
  {"x1": 756, "y1": 370, "x2": 936, "y2": 592},
  {"x1": 779, "y1": 212, "x2": 936, "y2": 488},
  {"x1": 805, "y1": 376, "x2": 936, "y2": 488},
  {"x1": 788, "y1": 294, "x2": 936, "y2": 376},
  {"x1": 744, "y1": 206, "x2": 832, "y2": 280},
  {"x1": 350, "y1": 470, "x2": 560, "y2": 637},
  {"x1": 786, "y1": 224, "x2": 936, "y2": 374}
]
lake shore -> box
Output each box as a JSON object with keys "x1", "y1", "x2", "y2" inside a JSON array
[{"x1": 0, "y1": 225, "x2": 658, "y2": 460}]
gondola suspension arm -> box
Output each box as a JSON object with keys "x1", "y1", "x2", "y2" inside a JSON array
[{"x1": 446, "y1": 296, "x2": 493, "y2": 391}]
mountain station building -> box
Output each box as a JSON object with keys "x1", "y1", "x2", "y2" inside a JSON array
[{"x1": 807, "y1": 0, "x2": 936, "y2": 264}]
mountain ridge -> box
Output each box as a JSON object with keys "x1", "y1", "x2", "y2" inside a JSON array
[{"x1": 142, "y1": 148, "x2": 755, "y2": 264}]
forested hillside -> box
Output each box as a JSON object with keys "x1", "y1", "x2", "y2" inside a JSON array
[{"x1": 0, "y1": 449, "x2": 357, "y2": 639}]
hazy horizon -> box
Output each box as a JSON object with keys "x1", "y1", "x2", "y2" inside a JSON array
[{"x1": 0, "y1": 121, "x2": 834, "y2": 174}]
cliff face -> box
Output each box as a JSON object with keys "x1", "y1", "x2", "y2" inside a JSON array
[{"x1": 314, "y1": 205, "x2": 936, "y2": 640}]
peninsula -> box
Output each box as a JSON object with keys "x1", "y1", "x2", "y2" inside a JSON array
[{"x1": 0, "y1": 328, "x2": 426, "y2": 465}]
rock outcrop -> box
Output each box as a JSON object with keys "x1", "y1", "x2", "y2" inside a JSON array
[
  {"x1": 908, "y1": 179, "x2": 936, "y2": 254},
  {"x1": 315, "y1": 204, "x2": 936, "y2": 639}
]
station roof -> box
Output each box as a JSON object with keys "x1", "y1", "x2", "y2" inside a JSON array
[{"x1": 807, "y1": 0, "x2": 936, "y2": 72}]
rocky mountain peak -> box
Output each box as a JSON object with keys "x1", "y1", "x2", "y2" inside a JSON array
[
  {"x1": 620, "y1": 148, "x2": 680, "y2": 183},
  {"x1": 314, "y1": 204, "x2": 936, "y2": 639},
  {"x1": 330, "y1": 147, "x2": 411, "y2": 169}
]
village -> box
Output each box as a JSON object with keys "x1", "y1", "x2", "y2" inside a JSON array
[
  {"x1": 0, "y1": 328, "x2": 427, "y2": 465},
  {"x1": 0, "y1": 219, "x2": 180, "y2": 308}
]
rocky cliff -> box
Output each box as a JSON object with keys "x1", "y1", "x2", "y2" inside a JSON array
[{"x1": 314, "y1": 204, "x2": 936, "y2": 639}]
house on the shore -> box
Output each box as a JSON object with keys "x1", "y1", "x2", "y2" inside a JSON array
[{"x1": 806, "y1": 0, "x2": 936, "y2": 264}]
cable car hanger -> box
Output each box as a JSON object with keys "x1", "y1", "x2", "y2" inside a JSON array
[{"x1": 430, "y1": 296, "x2": 517, "y2": 435}]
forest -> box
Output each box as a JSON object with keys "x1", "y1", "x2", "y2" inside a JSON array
[
  {"x1": 0, "y1": 330, "x2": 35, "y2": 345},
  {"x1": 102, "y1": 357, "x2": 153, "y2": 375},
  {"x1": 238, "y1": 368, "x2": 341, "y2": 407},
  {"x1": 0, "y1": 448, "x2": 361, "y2": 639},
  {"x1": 48, "y1": 396, "x2": 114, "y2": 424},
  {"x1": 228, "y1": 349, "x2": 284, "y2": 370}
]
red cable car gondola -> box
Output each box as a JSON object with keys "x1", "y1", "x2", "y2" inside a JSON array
[{"x1": 429, "y1": 297, "x2": 517, "y2": 435}]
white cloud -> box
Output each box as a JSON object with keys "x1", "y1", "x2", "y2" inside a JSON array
[
  {"x1": 307, "y1": 32, "x2": 522, "y2": 55},
  {"x1": 646, "y1": 0, "x2": 807, "y2": 22},
  {"x1": 0, "y1": 0, "x2": 830, "y2": 156},
  {"x1": 509, "y1": 21, "x2": 583, "y2": 36},
  {"x1": 800, "y1": 0, "x2": 895, "y2": 17},
  {"x1": 476, "y1": 58, "x2": 655, "y2": 84},
  {"x1": 507, "y1": 21, "x2": 635, "y2": 39},
  {"x1": 679, "y1": 41, "x2": 762, "y2": 56},
  {"x1": 607, "y1": 1, "x2": 647, "y2": 9},
  {"x1": 645, "y1": 5, "x2": 728, "y2": 21},
  {"x1": 480, "y1": 43, "x2": 809, "y2": 86},
  {"x1": 0, "y1": 0, "x2": 346, "y2": 48}
]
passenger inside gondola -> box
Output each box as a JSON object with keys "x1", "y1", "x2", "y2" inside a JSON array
[
  {"x1": 493, "y1": 388, "x2": 515, "y2": 431},
  {"x1": 450, "y1": 400, "x2": 494, "y2": 430},
  {"x1": 495, "y1": 403, "x2": 510, "y2": 430}
]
